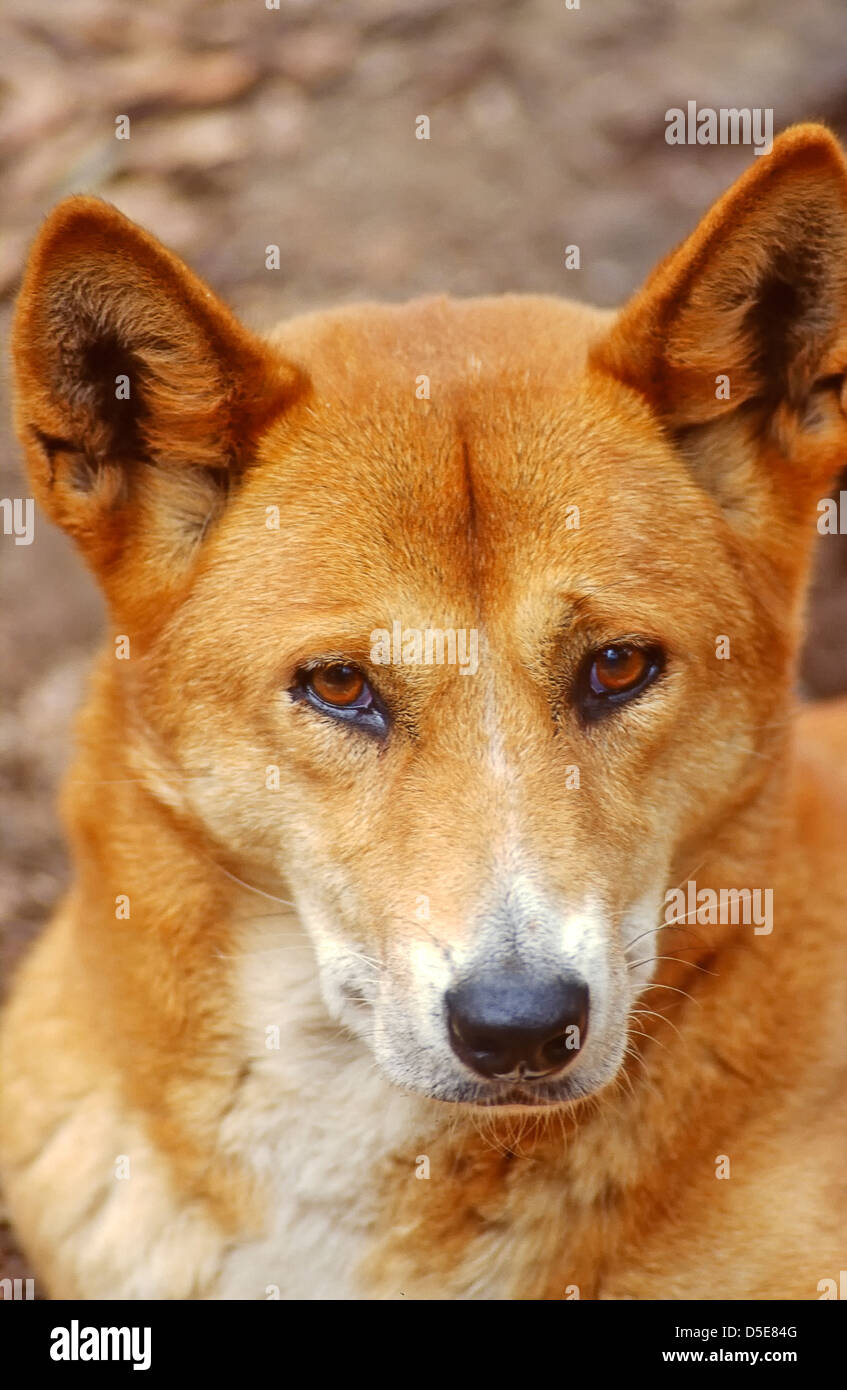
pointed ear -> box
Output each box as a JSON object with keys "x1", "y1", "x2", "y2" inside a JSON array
[
  {"x1": 12, "y1": 196, "x2": 303, "y2": 586},
  {"x1": 592, "y1": 124, "x2": 847, "y2": 502}
]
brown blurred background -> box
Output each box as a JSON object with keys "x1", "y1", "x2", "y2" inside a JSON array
[{"x1": 1, "y1": 0, "x2": 847, "y2": 1286}]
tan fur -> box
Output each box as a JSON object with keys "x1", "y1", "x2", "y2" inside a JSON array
[{"x1": 1, "y1": 124, "x2": 846, "y2": 1299}]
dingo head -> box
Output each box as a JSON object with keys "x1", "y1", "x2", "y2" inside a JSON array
[{"x1": 14, "y1": 125, "x2": 847, "y2": 1108}]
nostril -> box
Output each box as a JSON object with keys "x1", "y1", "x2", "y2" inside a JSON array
[
  {"x1": 539, "y1": 1030, "x2": 577, "y2": 1068},
  {"x1": 446, "y1": 971, "x2": 589, "y2": 1080}
]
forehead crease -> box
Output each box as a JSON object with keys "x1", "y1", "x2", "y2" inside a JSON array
[{"x1": 258, "y1": 351, "x2": 660, "y2": 611}]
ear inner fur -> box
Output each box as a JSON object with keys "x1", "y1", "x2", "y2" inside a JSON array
[
  {"x1": 593, "y1": 125, "x2": 847, "y2": 430},
  {"x1": 12, "y1": 196, "x2": 305, "y2": 579}
]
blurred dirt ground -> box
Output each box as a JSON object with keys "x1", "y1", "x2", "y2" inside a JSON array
[{"x1": 2, "y1": 0, "x2": 847, "y2": 1289}]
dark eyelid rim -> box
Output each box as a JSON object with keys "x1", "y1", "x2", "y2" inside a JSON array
[
  {"x1": 289, "y1": 665, "x2": 391, "y2": 739},
  {"x1": 575, "y1": 641, "x2": 666, "y2": 723}
]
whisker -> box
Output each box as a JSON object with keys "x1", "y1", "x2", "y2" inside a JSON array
[
  {"x1": 628, "y1": 954, "x2": 718, "y2": 976},
  {"x1": 67, "y1": 773, "x2": 223, "y2": 785},
  {"x1": 199, "y1": 855, "x2": 297, "y2": 909},
  {"x1": 630, "y1": 1006, "x2": 681, "y2": 1042},
  {"x1": 642, "y1": 981, "x2": 699, "y2": 1004},
  {"x1": 626, "y1": 922, "x2": 710, "y2": 951}
]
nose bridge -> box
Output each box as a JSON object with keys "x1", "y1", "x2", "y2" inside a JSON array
[
  {"x1": 391, "y1": 654, "x2": 585, "y2": 952},
  {"x1": 381, "y1": 647, "x2": 602, "y2": 975},
  {"x1": 452, "y1": 654, "x2": 581, "y2": 906},
  {"x1": 451, "y1": 646, "x2": 550, "y2": 847}
]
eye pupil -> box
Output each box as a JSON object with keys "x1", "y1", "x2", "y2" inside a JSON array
[
  {"x1": 309, "y1": 663, "x2": 366, "y2": 707},
  {"x1": 590, "y1": 644, "x2": 649, "y2": 694}
]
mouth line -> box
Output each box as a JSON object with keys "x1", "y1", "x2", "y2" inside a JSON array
[
  {"x1": 467, "y1": 1094, "x2": 571, "y2": 1110},
  {"x1": 432, "y1": 1077, "x2": 592, "y2": 1109}
]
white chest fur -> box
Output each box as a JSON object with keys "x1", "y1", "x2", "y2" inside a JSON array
[{"x1": 214, "y1": 917, "x2": 427, "y2": 1299}]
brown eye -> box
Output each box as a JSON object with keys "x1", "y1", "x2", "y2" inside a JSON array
[
  {"x1": 309, "y1": 663, "x2": 366, "y2": 707},
  {"x1": 294, "y1": 660, "x2": 389, "y2": 737},
  {"x1": 589, "y1": 644, "x2": 650, "y2": 694},
  {"x1": 577, "y1": 641, "x2": 664, "y2": 721}
]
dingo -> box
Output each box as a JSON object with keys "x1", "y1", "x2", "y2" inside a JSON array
[{"x1": 1, "y1": 124, "x2": 846, "y2": 1299}]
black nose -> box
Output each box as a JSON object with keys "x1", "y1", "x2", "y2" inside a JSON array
[{"x1": 446, "y1": 970, "x2": 589, "y2": 1079}]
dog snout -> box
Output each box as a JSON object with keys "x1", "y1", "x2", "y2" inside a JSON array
[{"x1": 446, "y1": 969, "x2": 589, "y2": 1080}]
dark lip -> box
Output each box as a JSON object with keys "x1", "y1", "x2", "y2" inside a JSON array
[
  {"x1": 430, "y1": 1077, "x2": 591, "y2": 1108},
  {"x1": 466, "y1": 1090, "x2": 576, "y2": 1109}
]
